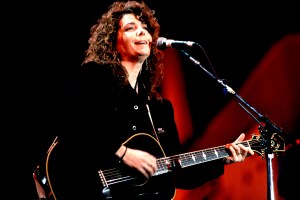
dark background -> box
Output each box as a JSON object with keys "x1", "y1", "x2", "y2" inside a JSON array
[{"x1": 8, "y1": 1, "x2": 299, "y2": 197}]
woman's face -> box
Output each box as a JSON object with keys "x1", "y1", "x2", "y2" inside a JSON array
[{"x1": 116, "y1": 13, "x2": 152, "y2": 62}]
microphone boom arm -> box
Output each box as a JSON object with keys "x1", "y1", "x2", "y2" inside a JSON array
[{"x1": 180, "y1": 50, "x2": 284, "y2": 135}]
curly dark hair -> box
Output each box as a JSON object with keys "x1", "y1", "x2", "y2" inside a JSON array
[{"x1": 83, "y1": 1, "x2": 164, "y2": 101}]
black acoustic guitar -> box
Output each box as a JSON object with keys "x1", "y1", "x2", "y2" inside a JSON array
[{"x1": 41, "y1": 133, "x2": 285, "y2": 200}]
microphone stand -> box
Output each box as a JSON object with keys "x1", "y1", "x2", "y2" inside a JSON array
[{"x1": 180, "y1": 50, "x2": 285, "y2": 200}]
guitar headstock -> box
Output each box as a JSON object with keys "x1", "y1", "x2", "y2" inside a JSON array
[{"x1": 249, "y1": 133, "x2": 285, "y2": 157}]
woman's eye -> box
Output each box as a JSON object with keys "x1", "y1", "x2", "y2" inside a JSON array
[
  {"x1": 125, "y1": 27, "x2": 134, "y2": 31},
  {"x1": 142, "y1": 24, "x2": 149, "y2": 31}
]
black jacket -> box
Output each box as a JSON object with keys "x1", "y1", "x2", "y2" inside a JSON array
[{"x1": 50, "y1": 61, "x2": 224, "y2": 200}]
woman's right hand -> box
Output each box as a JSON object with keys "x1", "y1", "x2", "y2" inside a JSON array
[{"x1": 116, "y1": 146, "x2": 157, "y2": 178}]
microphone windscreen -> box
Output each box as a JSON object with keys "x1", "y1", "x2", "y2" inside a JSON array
[{"x1": 156, "y1": 37, "x2": 167, "y2": 50}]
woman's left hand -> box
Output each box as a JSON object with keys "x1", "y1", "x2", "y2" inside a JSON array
[{"x1": 224, "y1": 133, "x2": 255, "y2": 164}]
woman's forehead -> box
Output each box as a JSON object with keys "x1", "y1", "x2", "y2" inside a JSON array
[{"x1": 119, "y1": 14, "x2": 142, "y2": 26}]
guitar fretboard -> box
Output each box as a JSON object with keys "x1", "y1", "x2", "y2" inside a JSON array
[{"x1": 154, "y1": 143, "x2": 239, "y2": 176}]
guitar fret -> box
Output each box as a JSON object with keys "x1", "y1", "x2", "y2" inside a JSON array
[
  {"x1": 214, "y1": 149, "x2": 219, "y2": 157},
  {"x1": 202, "y1": 151, "x2": 206, "y2": 160}
]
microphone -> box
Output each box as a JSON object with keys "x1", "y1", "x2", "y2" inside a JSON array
[{"x1": 156, "y1": 37, "x2": 197, "y2": 50}]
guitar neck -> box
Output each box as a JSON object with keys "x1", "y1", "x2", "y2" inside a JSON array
[{"x1": 154, "y1": 141, "x2": 249, "y2": 176}]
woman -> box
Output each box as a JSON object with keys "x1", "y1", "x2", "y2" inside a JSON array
[{"x1": 54, "y1": 1, "x2": 254, "y2": 200}]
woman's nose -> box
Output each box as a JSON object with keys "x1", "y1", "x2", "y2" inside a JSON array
[{"x1": 136, "y1": 27, "x2": 145, "y2": 36}]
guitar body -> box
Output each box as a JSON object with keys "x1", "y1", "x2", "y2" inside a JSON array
[{"x1": 47, "y1": 133, "x2": 177, "y2": 200}]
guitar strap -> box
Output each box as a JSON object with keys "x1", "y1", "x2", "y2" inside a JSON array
[
  {"x1": 146, "y1": 103, "x2": 161, "y2": 144},
  {"x1": 138, "y1": 72, "x2": 161, "y2": 145}
]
